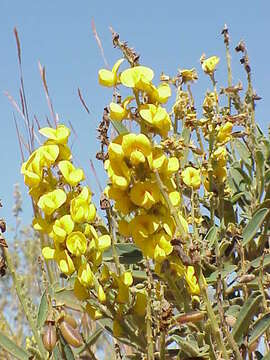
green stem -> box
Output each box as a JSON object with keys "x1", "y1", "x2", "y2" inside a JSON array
[
  {"x1": 159, "y1": 331, "x2": 166, "y2": 360},
  {"x1": 146, "y1": 261, "x2": 155, "y2": 360},
  {"x1": 4, "y1": 248, "x2": 47, "y2": 359},
  {"x1": 194, "y1": 264, "x2": 229, "y2": 360}
]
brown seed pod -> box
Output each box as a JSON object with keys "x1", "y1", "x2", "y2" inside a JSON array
[
  {"x1": 226, "y1": 315, "x2": 236, "y2": 327},
  {"x1": 176, "y1": 311, "x2": 205, "y2": 325},
  {"x1": 0, "y1": 219, "x2": 6, "y2": 233},
  {"x1": 59, "y1": 321, "x2": 83, "y2": 348},
  {"x1": 63, "y1": 314, "x2": 77, "y2": 329},
  {"x1": 42, "y1": 323, "x2": 57, "y2": 352},
  {"x1": 238, "y1": 274, "x2": 256, "y2": 284}
]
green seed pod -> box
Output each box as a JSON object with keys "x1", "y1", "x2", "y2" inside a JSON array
[
  {"x1": 42, "y1": 323, "x2": 57, "y2": 352},
  {"x1": 59, "y1": 321, "x2": 83, "y2": 348}
]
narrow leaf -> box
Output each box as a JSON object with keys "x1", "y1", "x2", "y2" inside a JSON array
[
  {"x1": 242, "y1": 208, "x2": 269, "y2": 246},
  {"x1": 234, "y1": 139, "x2": 252, "y2": 168},
  {"x1": 103, "y1": 243, "x2": 143, "y2": 264},
  {"x1": 59, "y1": 332, "x2": 75, "y2": 360},
  {"x1": 248, "y1": 313, "x2": 270, "y2": 346},
  {"x1": 110, "y1": 119, "x2": 129, "y2": 135},
  {"x1": 232, "y1": 291, "x2": 263, "y2": 344},
  {"x1": 78, "y1": 328, "x2": 103, "y2": 354},
  {"x1": 0, "y1": 331, "x2": 29, "y2": 360},
  {"x1": 204, "y1": 225, "x2": 218, "y2": 248},
  {"x1": 37, "y1": 290, "x2": 49, "y2": 328}
]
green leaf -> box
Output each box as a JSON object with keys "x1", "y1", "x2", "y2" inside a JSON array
[
  {"x1": 54, "y1": 288, "x2": 83, "y2": 311},
  {"x1": 256, "y1": 149, "x2": 265, "y2": 200},
  {"x1": 242, "y1": 208, "x2": 269, "y2": 246},
  {"x1": 59, "y1": 332, "x2": 75, "y2": 360},
  {"x1": 234, "y1": 139, "x2": 252, "y2": 168},
  {"x1": 103, "y1": 243, "x2": 143, "y2": 264},
  {"x1": 204, "y1": 225, "x2": 218, "y2": 248},
  {"x1": 37, "y1": 290, "x2": 49, "y2": 329},
  {"x1": 232, "y1": 291, "x2": 263, "y2": 344},
  {"x1": 262, "y1": 351, "x2": 270, "y2": 360},
  {"x1": 250, "y1": 254, "x2": 270, "y2": 268},
  {"x1": 77, "y1": 328, "x2": 103, "y2": 354},
  {"x1": 206, "y1": 264, "x2": 237, "y2": 284},
  {"x1": 0, "y1": 331, "x2": 30, "y2": 360},
  {"x1": 110, "y1": 119, "x2": 129, "y2": 135},
  {"x1": 248, "y1": 313, "x2": 270, "y2": 346},
  {"x1": 53, "y1": 346, "x2": 63, "y2": 360},
  {"x1": 172, "y1": 335, "x2": 209, "y2": 357}
]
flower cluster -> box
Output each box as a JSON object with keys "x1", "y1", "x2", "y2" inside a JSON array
[{"x1": 21, "y1": 124, "x2": 111, "y2": 304}]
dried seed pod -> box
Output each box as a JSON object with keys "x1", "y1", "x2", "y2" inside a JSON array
[
  {"x1": 63, "y1": 314, "x2": 77, "y2": 329},
  {"x1": 42, "y1": 323, "x2": 57, "y2": 352},
  {"x1": 59, "y1": 321, "x2": 83, "y2": 348},
  {"x1": 0, "y1": 219, "x2": 6, "y2": 233},
  {"x1": 238, "y1": 274, "x2": 256, "y2": 283},
  {"x1": 176, "y1": 311, "x2": 205, "y2": 325},
  {"x1": 226, "y1": 315, "x2": 236, "y2": 327}
]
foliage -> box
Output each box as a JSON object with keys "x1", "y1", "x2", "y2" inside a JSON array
[{"x1": 1, "y1": 25, "x2": 270, "y2": 360}]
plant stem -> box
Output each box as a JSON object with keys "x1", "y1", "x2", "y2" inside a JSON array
[
  {"x1": 194, "y1": 264, "x2": 229, "y2": 360},
  {"x1": 146, "y1": 261, "x2": 155, "y2": 360},
  {"x1": 4, "y1": 247, "x2": 47, "y2": 359}
]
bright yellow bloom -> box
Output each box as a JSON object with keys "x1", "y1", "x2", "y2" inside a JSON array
[
  {"x1": 185, "y1": 266, "x2": 200, "y2": 295},
  {"x1": 42, "y1": 247, "x2": 75, "y2": 276},
  {"x1": 202, "y1": 56, "x2": 220, "y2": 75},
  {"x1": 52, "y1": 214, "x2": 74, "y2": 243},
  {"x1": 169, "y1": 190, "x2": 181, "y2": 207},
  {"x1": 98, "y1": 58, "x2": 124, "y2": 87},
  {"x1": 86, "y1": 303, "x2": 103, "y2": 320},
  {"x1": 113, "y1": 319, "x2": 123, "y2": 337},
  {"x1": 118, "y1": 219, "x2": 130, "y2": 237},
  {"x1": 182, "y1": 167, "x2": 201, "y2": 190},
  {"x1": 38, "y1": 189, "x2": 67, "y2": 215},
  {"x1": 21, "y1": 151, "x2": 43, "y2": 188},
  {"x1": 58, "y1": 160, "x2": 85, "y2": 186},
  {"x1": 120, "y1": 66, "x2": 154, "y2": 90},
  {"x1": 133, "y1": 290, "x2": 147, "y2": 316},
  {"x1": 217, "y1": 122, "x2": 233, "y2": 144},
  {"x1": 70, "y1": 190, "x2": 96, "y2": 223},
  {"x1": 112, "y1": 271, "x2": 133, "y2": 303},
  {"x1": 104, "y1": 159, "x2": 130, "y2": 190},
  {"x1": 105, "y1": 185, "x2": 135, "y2": 215},
  {"x1": 97, "y1": 234, "x2": 111, "y2": 252},
  {"x1": 39, "y1": 124, "x2": 70, "y2": 144},
  {"x1": 109, "y1": 96, "x2": 133, "y2": 121},
  {"x1": 130, "y1": 180, "x2": 160, "y2": 209},
  {"x1": 139, "y1": 104, "x2": 172, "y2": 137},
  {"x1": 122, "y1": 133, "x2": 152, "y2": 166},
  {"x1": 66, "y1": 231, "x2": 87, "y2": 256},
  {"x1": 97, "y1": 284, "x2": 106, "y2": 304},
  {"x1": 156, "y1": 83, "x2": 171, "y2": 103},
  {"x1": 147, "y1": 146, "x2": 167, "y2": 171},
  {"x1": 33, "y1": 217, "x2": 53, "y2": 234},
  {"x1": 77, "y1": 262, "x2": 94, "y2": 288},
  {"x1": 153, "y1": 230, "x2": 173, "y2": 262},
  {"x1": 213, "y1": 147, "x2": 227, "y2": 167},
  {"x1": 74, "y1": 278, "x2": 89, "y2": 300}
]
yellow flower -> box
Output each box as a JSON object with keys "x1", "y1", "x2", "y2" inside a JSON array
[
  {"x1": 39, "y1": 124, "x2": 71, "y2": 144},
  {"x1": 37, "y1": 189, "x2": 67, "y2": 215},
  {"x1": 113, "y1": 271, "x2": 133, "y2": 303},
  {"x1": 133, "y1": 290, "x2": 147, "y2": 316},
  {"x1": 130, "y1": 214, "x2": 159, "y2": 241},
  {"x1": 122, "y1": 133, "x2": 152, "y2": 166},
  {"x1": 42, "y1": 247, "x2": 75, "y2": 276},
  {"x1": 139, "y1": 104, "x2": 171, "y2": 138},
  {"x1": 86, "y1": 303, "x2": 103, "y2": 320},
  {"x1": 21, "y1": 151, "x2": 43, "y2": 188},
  {"x1": 104, "y1": 159, "x2": 130, "y2": 190},
  {"x1": 66, "y1": 231, "x2": 87, "y2": 256},
  {"x1": 52, "y1": 214, "x2": 74, "y2": 243},
  {"x1": 217, "y1": 122, "x2": 233, "y2": 144},
  {"x1": 180, "y1": 68, "x2": 198, "y2": 83},
  {"x1": 153, "y1": 230, "x2": 173, "y2": 262},
  {"x1": 181, "y1": 167, "x2": 201, "y2": 190},
  {"x1": 213, "y1": 147, "x2": 227, "y2": 167},
  {"x1": 77, "y1": 263, "x2": 94, "y2": 288},
  {"x1": 118, "y1": 219, "x2": 131, "y2": 237},
  {"x1": 105, "y1": 185, "x2": 135, "y2": 215},
  {"x1": 201, "y1": 56, "x2": 220, "y2": 75},
  {"x1": 98, "y1": 58, "x2": 124, "y2": 87},
  {"x1": 109, "y1": 96, "x2": 133, "y2": 121},
  {"x1": 130, "y1": 180, "x2": 160, "y2": 209},
  {"x1": 156, "y1": 83, "x2": 171, "y2": 103},
  {"x1": 169, "y1": 190, "x2": 181, "y2": 207},
  {"x1": 58, "y1": 160, "x2": 85, "y2": 186},
  {"x1": 74, "y1": 278, "x2": 89, "y2": 300},
  {"x1": 147, "y1": 147, "x2": 167, "y2": 171},
  {"x1": 185, "y1": 266, "x2": 200, "y2": 295},
  {"x1": 97, "y1": 284, "x2": 106, "y2": 304},
  {"x1": 97, "y1": 234, "x2": 111, "y2": 252},
  {"x1": 120, "y1": 66, "x2": 154, "y2": 90},
  {"x1": 113, "y1": 319, "x2": 123, "y2": 337},
  {"x1": 70, "y1": 191, "x2": 96, "y2": 223},
  {"x1": 33, "y1": 217, "x2": 53, "y2": 234}
]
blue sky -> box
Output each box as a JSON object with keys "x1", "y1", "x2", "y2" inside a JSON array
[{"x1": 1, "y1": 0, "x2": 270, "y2": 232}]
